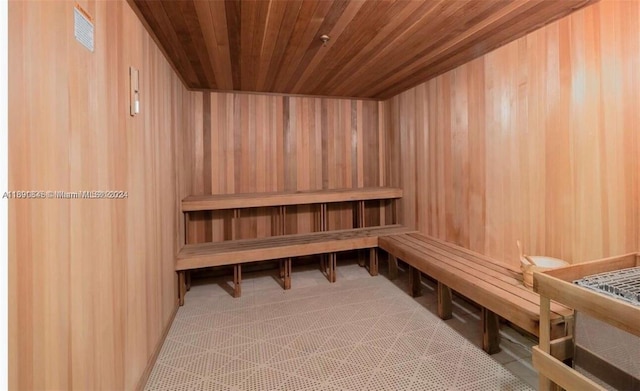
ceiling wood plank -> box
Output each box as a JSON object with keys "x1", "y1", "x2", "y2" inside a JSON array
[
  {"x1": 289, "y1": 0, "x2": 366, "y2": 93},
  {"x1": 178, "y1": 0, "x2": 218, "y2": 88},
  {"x1": 309, "y1": 0, "x2": 431, "y2": 95},
  {"x1": 240, "y1": 1, "x2": 257, "y2": 90},
  {"x1": 336, "y1": 0, "x2": 508, "y2": 97},
  {"x1": 134, "y1": 0, "x2": 200, "y2": 86},
  {"x1": 208, "y1": 1, "x2": 234, "y2": 91},
  {"x1": 133, "y1": 0, "x2": 600, "y2": 98},
  {"x1": 224, "y1": 0, "x2": 241, "y2": 89},
  {"x1": 279, "y1": 0, "x2": 352, "y2": 94},
  {"x1": 260, "y1": 1, "x2": 305, "y2": 92},
  {"x1": 194, "y1": 1, "x2": 229, "y2": 90},
  {"x1": 301, "y1": 0, "x2": 401, "y2": 94},
  {"x1": 349, "y1": 0, "x2": 549, "y2": 97},
  {"x1": 271, "y1": 1, "x2": 333, "y2": 92},
  {"x1": 295, "y1": 0, "x2": 474, "y2": 94},
  {"x1": 365, "y1": 0, "x2": 593, "y2": 98},
  {"x1": 332, "y1": 0, "x2": 503, "y2": 96},
  {"x1": 159, "y1": 1, "x2": 211, "y2": 87},
  {"x1": 255, "y1": 0, "x2": 287, "y2": 91}
]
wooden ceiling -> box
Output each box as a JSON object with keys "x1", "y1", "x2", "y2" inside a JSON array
[{"x1": 132, "y1": 0, "x2": 597, "y2": 99}]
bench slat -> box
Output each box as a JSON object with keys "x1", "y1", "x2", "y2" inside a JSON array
[
  {"x1": 389, "y1": 234, "x2": 570, "y2": 319},
  {"x1": 406, "y1": 233, "x2": 522, "y2": 275},
  {"x1": 182, "y1": 187, "x2": 403, "y2": 211},
  {"x1": 379, "y1": 236, "x2": 546, "y2": 336},
  {"x1": 381, "y1": 235, "x2": 550, "y2": 318},
  {"x1": 402, "y1": 234, "x2": 521, "y2": 280},
  {"x1": 177, "y1": 225, "x2": 412, "y2": 271},
  {"x1": 180, "y1": 228, "x2": 379, "y2": 252},
  {"x1": 378, "y1": 233, "x2": 572, "y2": 337}
]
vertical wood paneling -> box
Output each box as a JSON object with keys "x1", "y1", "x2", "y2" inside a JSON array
[
  {"x1": 186, "y1": 91, "x2": 385, "y2": 242},
  {"x1": 385, "y1": 0, "x2": 640, "y2": 267},
  {"x1": 9, "y1": 1, "x2": 188, "y2": 389}
]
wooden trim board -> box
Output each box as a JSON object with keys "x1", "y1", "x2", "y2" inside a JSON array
[
  {"x1": 182, "y1": 187, "x2": 403, "y2": 211},
  {"x1": 532, "y1": 346, "x2": 605, "y2": 391},
  {"x1": 135, "y1": 306, "x2": 179, "y2": 391}
]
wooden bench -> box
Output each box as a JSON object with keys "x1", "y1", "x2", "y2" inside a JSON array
[
  {"x1": 178, "y1": 187, "x2": 403, "y2": 304},
  {"x1": 178, "y1": 225, "x2": 411, "y2": 300},
  {"x1": 378, "y1": 232, "x2": 573, "y2": 354}
]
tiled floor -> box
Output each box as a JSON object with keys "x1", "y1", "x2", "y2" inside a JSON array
[{"x1": 146, "y1": 259, "x2": 538, "y2": 390}]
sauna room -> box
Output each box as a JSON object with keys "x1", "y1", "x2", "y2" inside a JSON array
[{"x1": 5, "y1": 0, "x2": 640, "y2": 390}]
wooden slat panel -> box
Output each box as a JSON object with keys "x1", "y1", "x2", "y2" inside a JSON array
[
  {"x1": 177, "y1": 225, "x2": 412, "y2": 270},
  {"x1": 385, "y1": 0, "x2": 640, "y2": 268},
  {"x1": 270, "y1": 1, "x2": 333, "y2": 92},
  {"x1": 132, "y1": 0, "x2": 597, "y2": 98},
  {"x1": 9, "y1": 1, "x2": 188, "y2": 389},
  {"x1": 185, "y1": 91, "x2": 387, "y2": 242}
]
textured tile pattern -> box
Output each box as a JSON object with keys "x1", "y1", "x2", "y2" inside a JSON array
[
  {"x1": 146, "y1": 264, "x2": 533, "y2": 390},
  {"x1": 575, "y1": 312, "x2": 640, "y2": 379}
]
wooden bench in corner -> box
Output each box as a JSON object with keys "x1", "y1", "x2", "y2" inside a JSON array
[
  {"x1": 177, "y1": 187, "x2": 406, "y2": 305},
  {"x1": 378, "y1": 232, "x2": 573, "y2": 354}
]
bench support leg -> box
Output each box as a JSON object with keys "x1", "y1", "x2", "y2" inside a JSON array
[
  {"x1": 358, "y1": 250, "x2": 366, "y2": 267},
  {"x1": 328, "y1": 253, "x2": 337, "y2": 283},
  {"x1": 186, "y1": 271, "x2": 192, "y2": 292},
  {"x1": 279, "y1": 259, "x2": 285, "y2": 279},
  {"x1": 482, "y1": 308, "x2": 501, "y2": 354},
  {"x1": 388, "y1": 254, "x2": 398, "y2": 280},
  {"x1": 356, "y1": 201, "x2": 366, "y2": 267},
  {"x1": 368, "y1": 248, "x2": 378, "y2": 276},
  {"x1": 178, "y1": 271, "x2": 186, "y2": 306},
  {"x1": 233, "y1": 264, "x2": 242, "y2": 298},
  {"x1": 437, "y1": 282, "x2": 452, "y2": 320},
  {"x1": 283, "y1": 258, "x2": 292, "y2": 290},
  {"x1": 411, "y1": 267, "x2": 422, "y2": 297}
]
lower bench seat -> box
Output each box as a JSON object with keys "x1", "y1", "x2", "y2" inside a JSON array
[
  {"x1": 177, "y1": 224, "x2": 412, "y2": 303},
  {"x1": 378, "y1": 232, "x2": 573, "y2": 354}
]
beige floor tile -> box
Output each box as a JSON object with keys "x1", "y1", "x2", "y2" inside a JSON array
[{"x1": 146, "y1": 264, "x2": 534, "y2": 390}]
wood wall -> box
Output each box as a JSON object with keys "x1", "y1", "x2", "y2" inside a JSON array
[
  {"x1": 384, "y1": 0, "x2": 640, "y2": 267},
  {"x1": 8, "y1": 1, "x2": 189, "y2": 389},
  {"x1": 185, "y1": 92, "x2": 390, "y2": 243}
]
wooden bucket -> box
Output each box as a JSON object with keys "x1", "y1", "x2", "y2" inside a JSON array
[{"x1": 517, "y1": 240, "x2": 569, "y2": 288}]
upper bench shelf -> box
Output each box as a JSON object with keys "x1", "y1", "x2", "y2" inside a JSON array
[{"x1": 182, "y1": 186, "x2": 403, "y2": 212}]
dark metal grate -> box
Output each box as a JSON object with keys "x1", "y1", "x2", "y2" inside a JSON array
[{"x1": 574, "y1": 266, "x2": 640, "y2": 306}]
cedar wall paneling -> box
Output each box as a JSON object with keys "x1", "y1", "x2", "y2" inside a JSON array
[
  {"x1": 384, "y1": 0, "x2": 640, "y2": 267},
  {"x1": 185, "y1": 93, "x2": 389, "y2": 243},
  {"x1": 8, "y1": 1, "x2": 190, "y2": 389}
]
